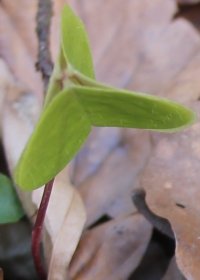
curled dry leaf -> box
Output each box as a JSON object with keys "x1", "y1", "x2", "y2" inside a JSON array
[
  {"x1": 32, "y1": 167, "x2": 86, "y2": 280},
  {"x1": 69, "y1": 214, "x2": 152, "y2": 280},
  {"x1": 141, "y1": 102, "x2": 200, "y2": 279},
  {"x1": 47, "y1": 190, "x2": 86, "y2": 280}
]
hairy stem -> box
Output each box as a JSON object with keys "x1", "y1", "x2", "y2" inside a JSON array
[{"x1": 32, "y1": 178, "x2": 55, "y2": 280}]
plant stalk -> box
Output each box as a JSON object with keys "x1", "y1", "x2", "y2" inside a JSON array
[
  {"x1": 34, "y1": 0, "x2": 54, "y2": 278},
  {"x1": 32, "y1": 178, "x2": 55, "y2": 280}
]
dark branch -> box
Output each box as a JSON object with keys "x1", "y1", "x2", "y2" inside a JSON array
[{"x1": 36, "y1": 0, "x2": 53, "y2": 90}]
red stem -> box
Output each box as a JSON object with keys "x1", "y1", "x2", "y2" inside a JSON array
[{"x1": 32, "y1": 178, "x2": 55, "y2": 280}]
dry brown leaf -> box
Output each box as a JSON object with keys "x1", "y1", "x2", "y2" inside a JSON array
[
  {"x1": 163, "y1": 51, "x2": 200, "y2": 103},
  {"x1": 0, "y1": 2, "x2": 43, "y2": 102},
  {"x1": 161, "y1": 257, "x2": 186, "y2": 280},
  {"x1": 78, "y1": 129, "x2": 151, "y2": 227},
  {"x1": 1, "y1": 1, "x2": 38, "y2": 58},
  {"x1": 141, "y1": 102, "x2": 200, "y2": 279},
  {"x1": 69, "y1": 214, "x2": 152, "y2": 280},
  {"x1": 72, "y1": 127, "x2": 121, "y2": 186},
  {"x1": 47, "y1": 191, "x2": 86, "y2": 280}
]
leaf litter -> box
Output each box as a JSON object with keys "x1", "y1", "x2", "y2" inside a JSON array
[{"x1": 0, "y1": 0, "x2": 200, "y2": 279}]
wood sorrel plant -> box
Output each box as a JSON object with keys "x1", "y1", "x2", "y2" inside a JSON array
[
  {"x1": 14, "y1": 5, "x2": 196, "y2": 190},
  {"x1": 13, "y1": 3, "x2": 196, "y2": 279}
]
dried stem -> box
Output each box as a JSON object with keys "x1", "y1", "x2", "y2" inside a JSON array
[
  {"x1": 36, "y1": 0, "x2": 53, "y2": 90},
  {"x1": 32, "y1": 178, "x2": 54, "y2": 280}
]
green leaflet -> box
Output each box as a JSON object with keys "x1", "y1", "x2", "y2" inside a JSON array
[
  {"x1": 14, "y1": 89, "x2": 91, "y2": 190},
  {"x1": 61, "y1": 5, "x2": 95, "y2": 80},
  {"x1": 14, "y1": 86, "x2": 196, "y2": 191},
  {"x1": 44, "y1": 5, "x2": 95, "y2": 107},
  {"x1": 74, "y1": 86, "x2": 196, "y2": 132},
  {"x1": 0, "y1": 174, "x2": 24, "y2": 223}
]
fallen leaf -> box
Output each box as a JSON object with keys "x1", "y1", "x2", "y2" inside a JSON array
[
  {"x1": 72, "y1": 127, "x2": 121, "y2": 186},
  {"x1": 141, "y1": 102, "x2": 200, "y2": 279},
  {"x1": 69, "y1": 214, "x2": 152, "y2": 280},
  {"x1": 161, "y1": 257, "x2": 186, "y2": 280},
  {"x1": 0, "y1": 2, "x2": 43, "y2": 102},
  {"x1": 163, "y1": 52, "x2": 200, "y2": 103},
  {"x1": 47, "y1": 191, "x2": 86, "y2": 280},
  {"x1": 79, "y1": 129, "x2": 151, "y2": 227},
  {"x1": 1, "y1": 1, "x2": 38, "y2": 58}
]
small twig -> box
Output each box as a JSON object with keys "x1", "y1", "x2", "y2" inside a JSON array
[
  {"x1": 131, "y1": 189, "x2": 174, "y2": 239},
  {"x1": 32, "y1": 178, "x2": 54, "y2": 280},
  {"x1": 36, "y1": 0, "x2": 53, "y2": 90}
]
